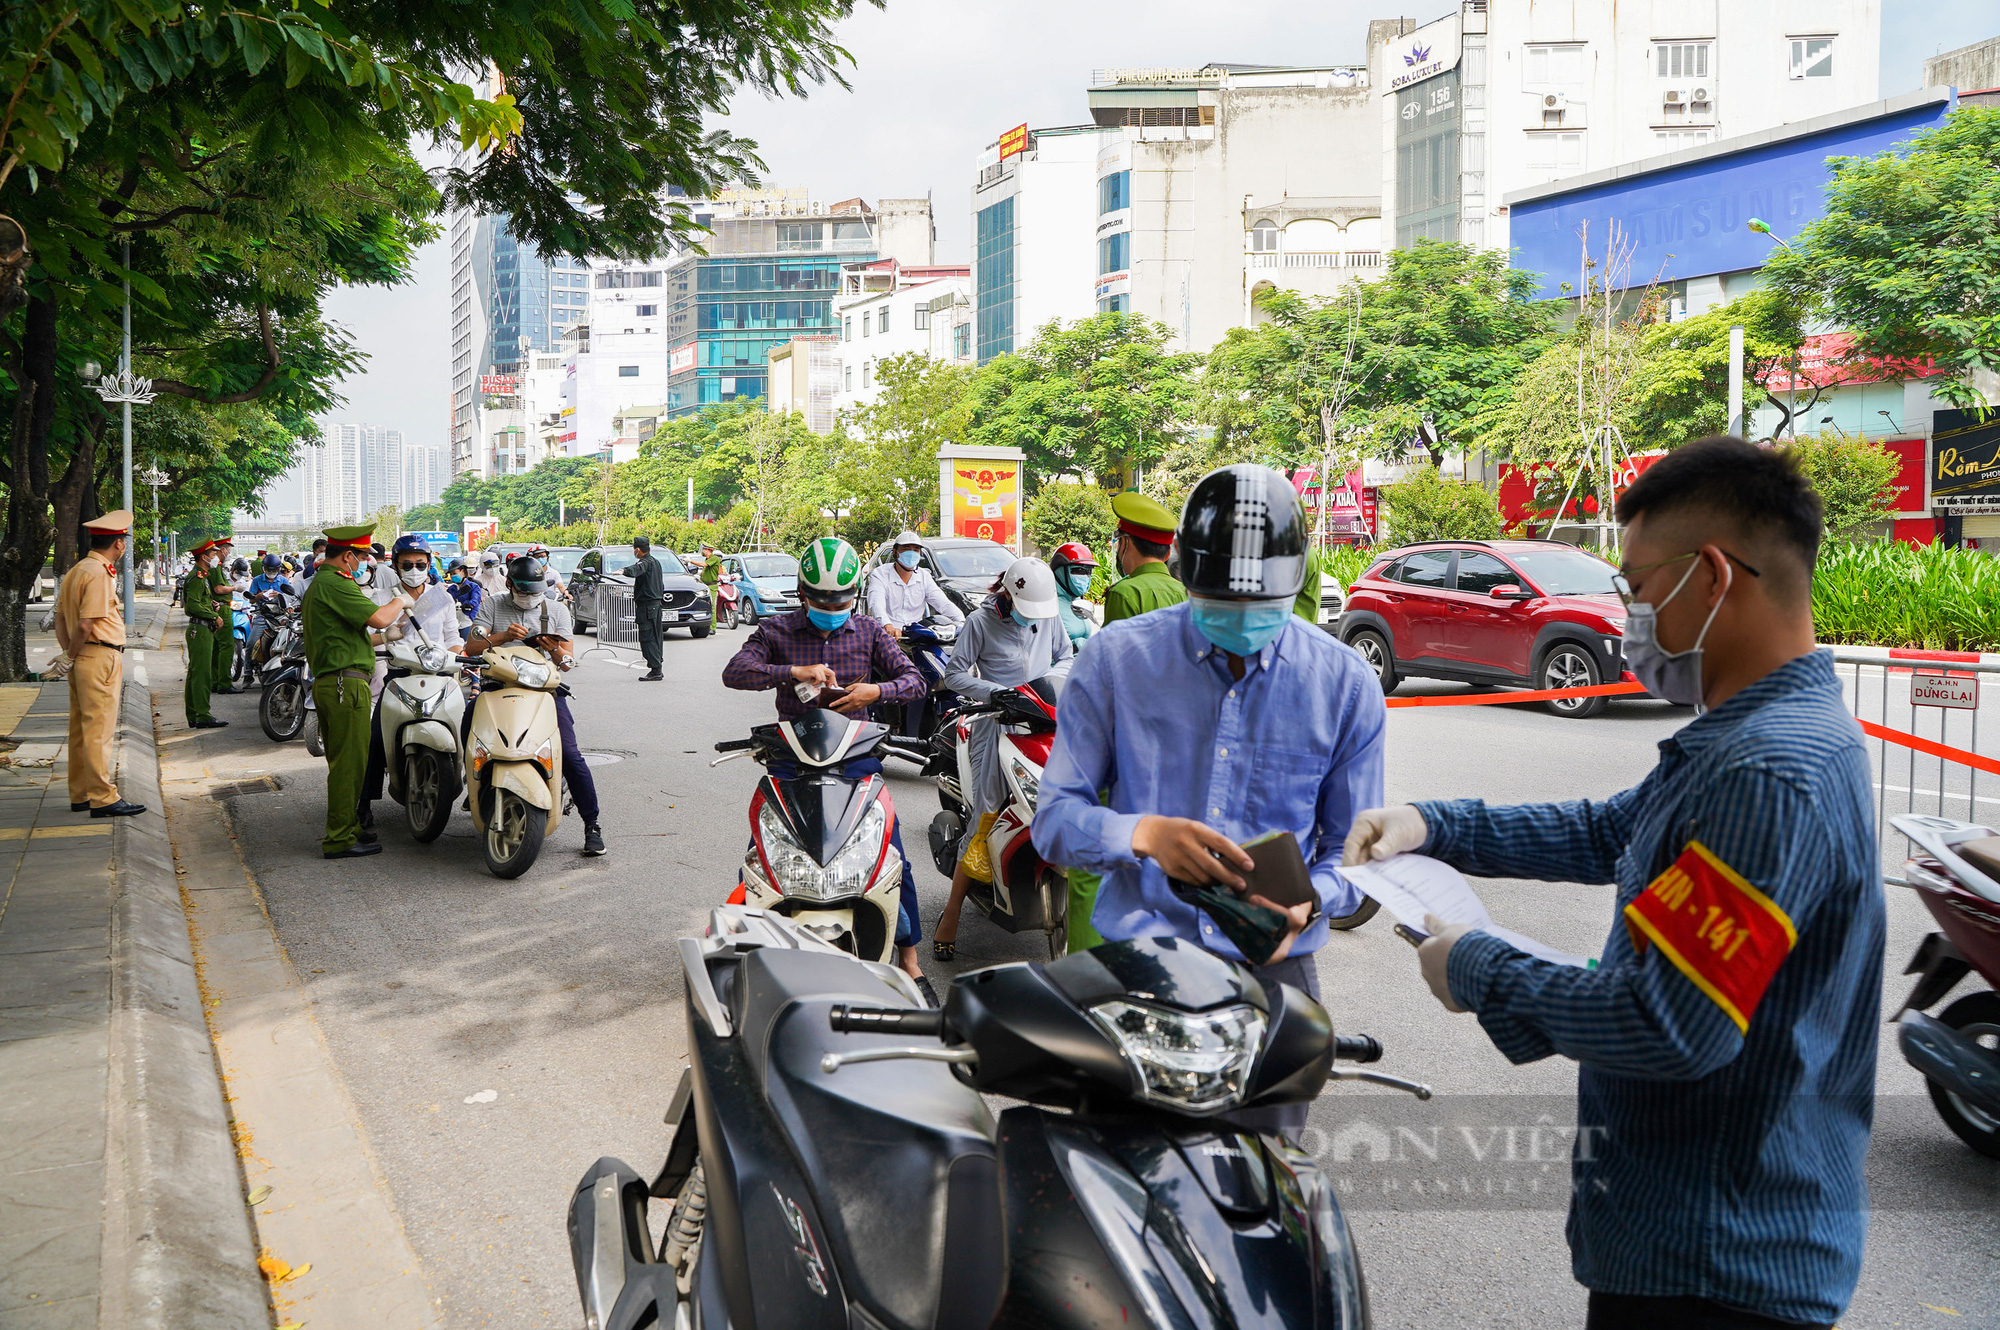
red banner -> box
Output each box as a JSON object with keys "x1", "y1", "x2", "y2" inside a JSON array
[{"x1": 1761, "y1": 332, "x2": 1934, "y2": 394}]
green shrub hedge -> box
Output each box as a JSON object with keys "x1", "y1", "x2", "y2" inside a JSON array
[{"x1": 1813, "y1": 541, "x2": 2000, "y2": 652}]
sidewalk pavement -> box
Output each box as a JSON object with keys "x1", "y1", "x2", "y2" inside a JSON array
[{"x1": 0, "y1": 599, "x2": 265, "y2": 1330}]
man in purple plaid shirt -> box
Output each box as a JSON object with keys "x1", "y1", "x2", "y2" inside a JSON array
[{"x1": 722, "y1": 537, "x2": 931, "y2": 989}]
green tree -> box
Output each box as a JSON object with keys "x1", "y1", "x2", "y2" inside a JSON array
[
  {"x1": 836, "y1": 351, "x2": 972, "y2": 534},
  {"x1": 1764, "y1": 105, "x2": 2000, "y2": 411},
  {"x1": 0, "y1": 0, "x2": 877, "y2": 678},
  {"x1": 1623, "y1": 289, "x2": 1811, "y2": 445},
  {"x1": 966, "y1": 313, "x2": 1201, "y2": 486},
  {"x1": 1378, "y1": 465, "x2": 1502, "y2": 545},
  {"x1": 494, "y1": 455, "x2": 596, "y2": 528},
  {"x1": 1784, "y1": 430, "x2": 1901, "y2": 541},
  {"x1": 1022, "y1": 482, "x2": 1115, "y2": 558}
]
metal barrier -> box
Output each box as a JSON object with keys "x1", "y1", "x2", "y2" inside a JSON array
[
  {"x1": 1829, "y1": 648, "x2": 1999, "y2": 885},
  {"x1": 582, "y1": 584, "x2": 641, "y2": 660}
]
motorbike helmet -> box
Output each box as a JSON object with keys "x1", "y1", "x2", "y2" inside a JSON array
[
  {"x1": 797, "y1": 536, "x2": 862, "y2": 606},
  {"x1": 1049, "y1": 541, "x2": 1097, "y2": 581},
  {"x1": 231, "y1": 557, "x2": 249, "y2": 575},
  {"x1": 1177, "y1": 463, "x2": 1307, "y2": 601},
  {"x1": 392, "y1": 533, "x2": 431, "y2": 561},
  {"x1": 506, "y1": 553, "x2": 548, "y2": 596},
  {"x1": 998, "y1": 556, "x2": 1060, "y2": 619},
  {"x1": 261, "y1": 553, "x2": 282, "y2": 573}
]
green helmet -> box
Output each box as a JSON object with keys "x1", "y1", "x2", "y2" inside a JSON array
[{"x1": 798, "y1": 536, "x2": 862, "y2": 598}]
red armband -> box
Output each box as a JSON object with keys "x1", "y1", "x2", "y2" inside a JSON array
[{"x1": 1622, "y1": 840, "x2": 1797, "y2": 1033}]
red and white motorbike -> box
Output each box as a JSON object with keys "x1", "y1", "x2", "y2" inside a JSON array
[{"x1": 924, "y1": 679, "x2": 1068, "y2": 956}]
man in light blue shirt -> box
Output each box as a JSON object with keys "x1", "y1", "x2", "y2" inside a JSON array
[{"x1": 1033, "y1": 465, "x2": 1386, "y2": 1134}]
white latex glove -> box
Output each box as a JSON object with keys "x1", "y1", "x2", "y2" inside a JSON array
[
  {"x1": 1418, "y1": 912, "x2": 1474, "y2": 1013},
  {"x1": 1342, "y1": 804, "x2": 1428, "y2": 866}
]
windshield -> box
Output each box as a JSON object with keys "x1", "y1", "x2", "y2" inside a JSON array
[
  {"x1": 1506, "y1": 548, "x2": 1619, "y2": 597},
  {"x1": 602, "y1": 550, "x2": 638, "y2": 576},
  {"x1": 545, "y1": 548, "x2": 585, "y2": 578},
  {"x1": 933, "y1": 543, "x2": 1014, "y2": 579},
  {"x1": 739, "y1": 553, "x2": 798, "y2": 579}
]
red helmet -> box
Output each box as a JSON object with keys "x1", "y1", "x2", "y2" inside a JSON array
[{"x1": 1050, "y1": 542, "x2": 1098, "y2": 579}]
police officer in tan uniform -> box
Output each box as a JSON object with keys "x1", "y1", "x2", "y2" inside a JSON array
[{"x1": 54, "y1": 511, "x2": 145, "y2": 817}]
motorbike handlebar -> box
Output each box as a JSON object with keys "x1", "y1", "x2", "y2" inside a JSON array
[
  {"x1": 714, "y1": 738, "x2": 755, "y2": 753},
  {"x1": 1334, "y1": 1034, "x2": 1383, "y2": 1064},
  {"x1": 828, "y1": 1003, "x2": 944, "y2": 1038},
  {"x1": 879, "y1": 739, "x2": 928, "y2": 765}
]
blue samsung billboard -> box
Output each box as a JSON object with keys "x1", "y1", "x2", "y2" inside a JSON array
[{"x1": 1508, "y1": 90, "x2": 1957, "y2": 301}]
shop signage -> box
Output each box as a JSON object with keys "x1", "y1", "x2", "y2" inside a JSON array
[
  {"x1": 1761, "y1": 332, "x2": 1934, "y2": 393},
  {"x1": 1931, "y1": 409, "x2": 2000, "y2": 514},
  {"x1": 1387, "y1": 20, "x2": 1461, "y2": 91},
  {"x1": 479, "y1": 374, "x2": 519, "y2": 395},
  {"x1": 669, "y1": 342, "x2": 698, "y2": 376},
  {"x1": 998, "y1": 123, "x2": 1030, "y2": 160}
]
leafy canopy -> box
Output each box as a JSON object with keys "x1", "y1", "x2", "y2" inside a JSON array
[{"x1": 1764, "y1": 105, "x2": 2000, "y2": 410}]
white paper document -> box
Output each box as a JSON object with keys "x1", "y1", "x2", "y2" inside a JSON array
[{"x1": 1343, "y1": 854, "x2": 1595, "y2": 969}]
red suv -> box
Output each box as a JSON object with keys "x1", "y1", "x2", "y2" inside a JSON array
[{"x1": 1339, "y1": 539, "x2": 1638, "y2": 718}]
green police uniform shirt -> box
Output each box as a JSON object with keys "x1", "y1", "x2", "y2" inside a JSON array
[
  {"x1": 1101, "y1": 561, "x2": 1187, "y2": 623},
  {"x1": 302, "y1": 566, "x2": 379, "y2": 677},
  {"x1": 182, "y1": 567, "x2": 216, "y2": 620}
]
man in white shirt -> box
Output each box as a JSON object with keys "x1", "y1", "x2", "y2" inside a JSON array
[{"x1": 866, "y1": 531, "x2": 964, "y2": 637}]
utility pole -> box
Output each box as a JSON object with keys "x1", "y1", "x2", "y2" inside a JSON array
[
  {"x1": 1727, "y1": 325, "x2": 1745, "y2": 437},
  {"x1": 89, "y1": 237, "x2": 156, "y2": 625}
]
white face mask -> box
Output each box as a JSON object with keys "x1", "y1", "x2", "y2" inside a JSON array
[
  {"x1": 510, "y1": 590, "x2": 541, "y2": 610},
  {"x1": 1623, "y1": 556, "x2": 1730, "y2": 710},
  {"x1": 399, "y1": 566, "x2": 427, "y2": 589}
]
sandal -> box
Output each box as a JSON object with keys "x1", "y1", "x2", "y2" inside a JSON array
[{"x1": 932, "y1": 938, "x2": 956, "y2": 962}]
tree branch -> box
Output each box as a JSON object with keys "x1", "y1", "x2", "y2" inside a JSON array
[{"x1": 149, "y1": 304, "x2": 282, "y2": 404}]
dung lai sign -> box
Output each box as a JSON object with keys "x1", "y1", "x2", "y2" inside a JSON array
[{"x1": 1931, "y1": 409, "x2": 2000, "y2": 515}]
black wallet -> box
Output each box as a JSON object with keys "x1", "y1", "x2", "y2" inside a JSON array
[{"x1": 1170, "y1": 831, "x2": 1319, "y2": 965}]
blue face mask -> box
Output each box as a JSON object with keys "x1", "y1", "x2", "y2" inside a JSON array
[
  {"x1": 896, "y1": 550, "x2": 921, "y2": 570},
  {"x1": 1063, "y1": 570, "x2": 1093, "y2": 597},
  {"x1": 807, "y1": 606, "x2": 851, "y2": 632},
  {"x1": 1190, "y1": 597, "x2": 1293, "y2": 658},
  {"x1": 1009, "y1": 608, "x2": 1047, "y2": 629}
]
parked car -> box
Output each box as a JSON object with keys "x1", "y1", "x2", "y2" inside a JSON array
[
  {"x1": 566, "y1": 545, "x2": 713, "y2": 638},
  {"x1": 1338, "y1": 539, "x2": 1638, "y2": 718},
  {"x1": 859, "y1": 535, "x2": 1017, "y2": 616},
  {"x1": 543, "y1": 545, "x2": 586, "y2": 584},
  {"x1": 722, "y1": 550, "x2": 800, "y2": 624}
]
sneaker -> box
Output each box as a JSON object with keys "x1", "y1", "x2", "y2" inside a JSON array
[{"x1": 583, "y1": 824, "x2": 606, "y2": 856}]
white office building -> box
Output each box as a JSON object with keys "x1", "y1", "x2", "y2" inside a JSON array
[
  {"x1": 970, "y1": 124, "x2": 1115, "y2": 363},
  {"x1": 832, "y1": 261, "x2": 972, "y2": 415},
  {"x1": 1371, "y1": 0, "x2": 1881, "y2": 254}
]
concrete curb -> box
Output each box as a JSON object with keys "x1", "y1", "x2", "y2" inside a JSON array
[{"x1": 100, "y1": 615, "x2": 267, "y2": 1329}]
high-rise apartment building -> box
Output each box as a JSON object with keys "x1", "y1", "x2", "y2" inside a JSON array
[
  {"x1": 290, "y1": 424, "x2": 433, "y2": 525},
  {"x1": 1370, "y1": 1, "x2": 1881, "y2": 255},
  {"x1": 447, "y1": 70, "x2": 594, "y2": 481},
  {"x1": 970, "y1": 124, "x2": 1113, "y2": 364}
]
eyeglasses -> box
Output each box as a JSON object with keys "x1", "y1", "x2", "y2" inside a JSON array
[{"x1": 1611, "y1": 549, "x2": 1760, "y2": 607}]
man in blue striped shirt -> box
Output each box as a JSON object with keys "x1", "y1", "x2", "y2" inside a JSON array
[{"x1": 1347, "y1": 439, "x2": 1882, "y2": 1329}]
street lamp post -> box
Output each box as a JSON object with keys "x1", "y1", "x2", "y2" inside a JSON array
[
  {"x1": 139, "y1": 464, "x2": 168, "y2": 591},
  {"x1": 90, "y1": 237, "x2": 156, "y2": 626}
]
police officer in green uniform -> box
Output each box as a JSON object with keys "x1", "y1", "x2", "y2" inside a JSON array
[
  {"x1": 1064, "y1": 491, "x2": 1190, "y2": 952},
  {"x1": 1101, "y1": 492, "x2": 1187, "y2": 624},
  {"x1": 303, "y1": 524, "x2": 415, "y2": 859},
  {"x1": 208, "y1": 536, "x2": 240, "y2": 693},
  {"x1": 181, "y1": 540, "x2": 228, "y2": 728}
]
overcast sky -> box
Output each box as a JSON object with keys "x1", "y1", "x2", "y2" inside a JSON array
[{"x1": 286, "y1": 0, "x2": 1994, "y2": 513}]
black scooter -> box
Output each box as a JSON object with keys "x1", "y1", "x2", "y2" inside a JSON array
[
  {"x1": 567, "y1": 906, "x2": 1430, "y2": 1330},
  {"x1": 257, "y1": 610, "x2": 309, "y2": 742}
]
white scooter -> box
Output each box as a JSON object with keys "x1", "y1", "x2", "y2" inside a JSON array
[
  {"x1": 379, "y1": 624, "x2": 468, "y2": 842},
  {"x1": 462, "y1": 641, "x2": 565, "y2": 879}
]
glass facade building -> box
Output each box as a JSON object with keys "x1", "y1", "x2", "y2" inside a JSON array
[
  {"x1": 663, "y1": 256, "x2": 851, "y2": 416},
  {"x1": 975, "y1": 198, "x2": 1016, "y2": 362},
  {"x1": 479, "y1": 223, "x2": 588, "y2": 377}
]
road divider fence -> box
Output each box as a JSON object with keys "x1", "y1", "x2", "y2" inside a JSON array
[{"x1": 1829, "y1": 648, "x2": 1996, "y2": 886}]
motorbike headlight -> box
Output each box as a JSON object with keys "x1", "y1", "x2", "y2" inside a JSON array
[
  {"x1": 1008, "y1": 756, "x2": 1040, "y2": 811},
  {"x1": 417, "y1": 645, "x2": 452, "y2": 673},
  {"x1": 757, "y1": 801, "x2": 886, "y2": 902},
  {"x1": 1088, "y1": 1000, "x2": 1266, "y2": 1114},
  {"x1": 512, "y1": 658, "x2": 553, "y2": 690}
]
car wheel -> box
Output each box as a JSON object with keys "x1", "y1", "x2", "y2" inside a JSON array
[
  {"x1": 740, "y1": 602, "x2": 757, "y2": 627},
  {"x1": 1540, "y1": 642, "x2": 1606, "y2": 718},
  {"x1": 1347, "y1": 628, "x2": 1399, "y2": 695}
]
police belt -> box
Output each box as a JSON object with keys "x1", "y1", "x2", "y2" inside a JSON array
[
  {"x1": 77, "y1": 641, "x2": 125, "y2": 652},
  {"x1": 314, "y1": 667, "x2": 371, "y2": 682}
]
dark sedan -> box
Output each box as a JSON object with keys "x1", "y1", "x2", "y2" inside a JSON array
[{"x1": 567, "y1": 546, "x2": 714, "y2": 638}]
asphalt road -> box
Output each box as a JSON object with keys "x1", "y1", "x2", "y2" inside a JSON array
[{"x1": 200, "y1": 629, "x2": 1998, "y2": 1329}]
